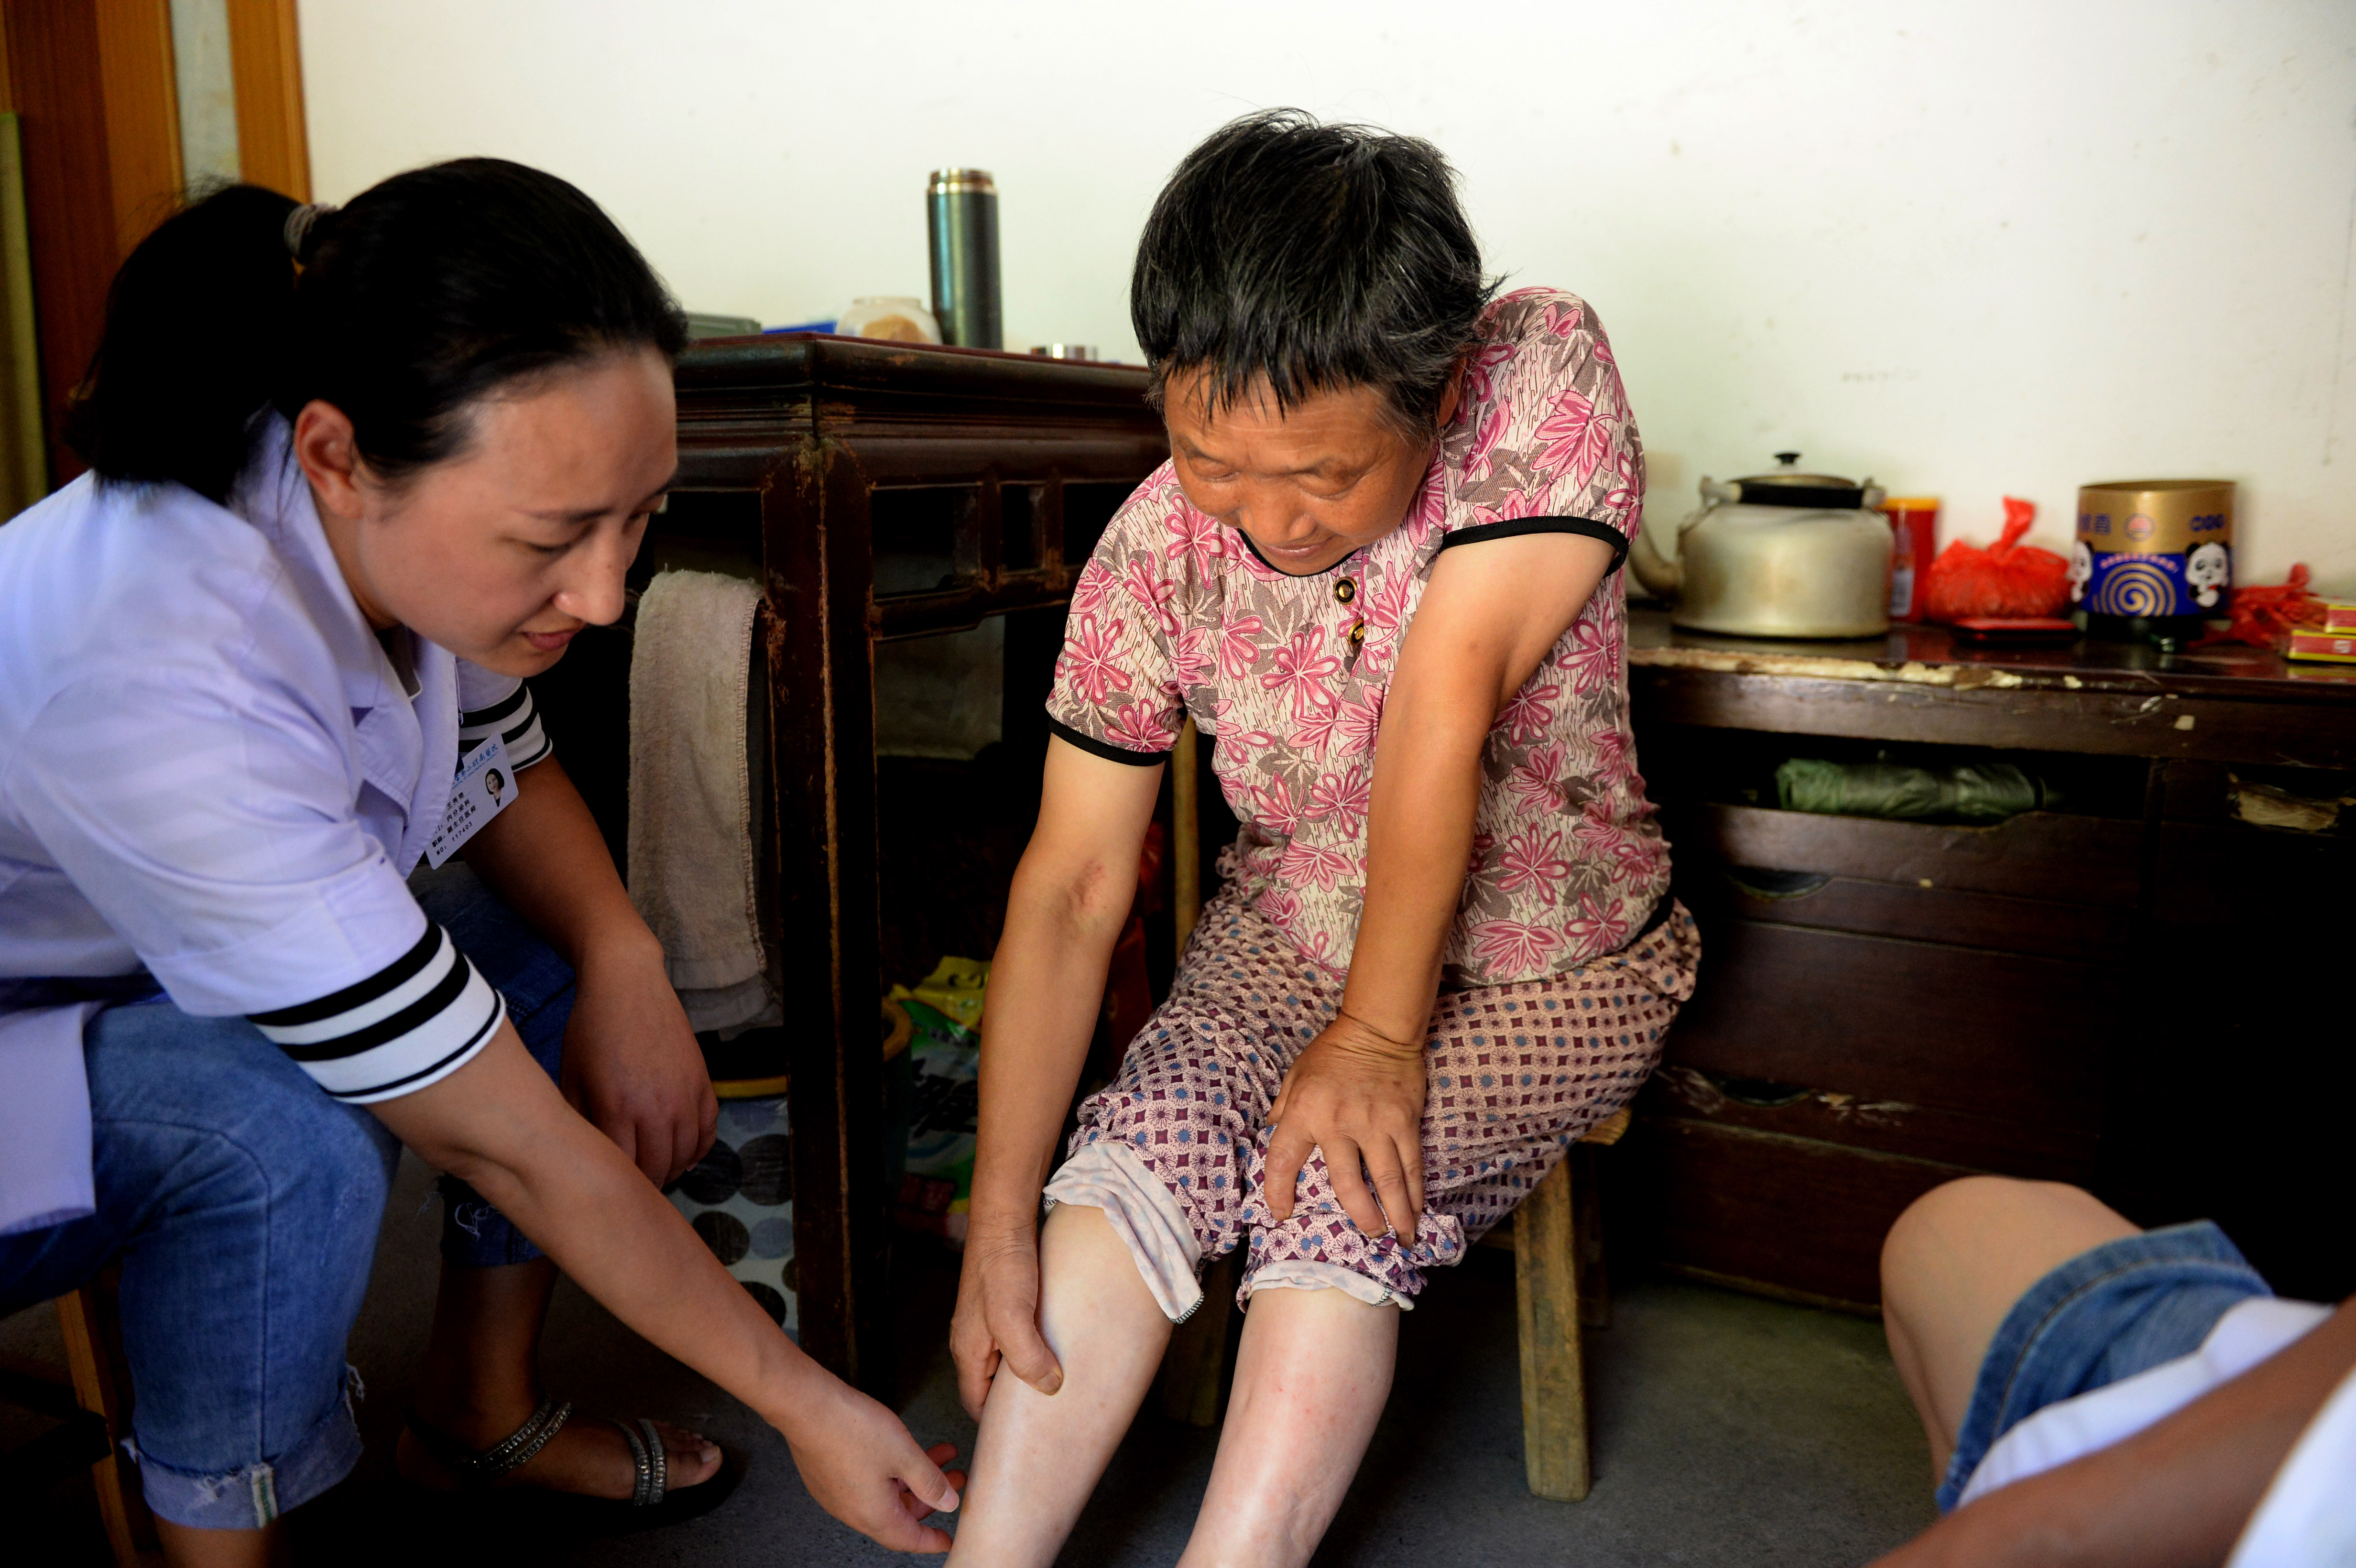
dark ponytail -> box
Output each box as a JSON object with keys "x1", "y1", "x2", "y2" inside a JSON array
[
  {"x1": 64, "y1": 185, "x2": 301, "y2": 503},
  {"x1": 65, "y1": 159, "x2": 687, "y2": 504}
]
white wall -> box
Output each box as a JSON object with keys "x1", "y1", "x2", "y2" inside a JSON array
[{"x1": 301, "y1": 0, "x2": 2356, "y2": 590}]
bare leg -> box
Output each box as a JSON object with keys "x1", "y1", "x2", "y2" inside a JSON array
[
  {"x1": 949, "y1": 1204, "x2": 1173, "y2": 1566},
  {"x1": 400, "y1": 1256, "x2": 721, "y2": 1497},
  {"x1": 1177, "y1": 1286, "x2": 1399, "y2": 1568},
  {"x1": 413, "y1": 1255, "x2": 557, "y2": 1437},
  {"x1": 1880, "y1": 1176, "x2": 2139, "y2": 1478},
  {"x1": 154, "y1": 1517, "x2": 283, "y2": 1568}
]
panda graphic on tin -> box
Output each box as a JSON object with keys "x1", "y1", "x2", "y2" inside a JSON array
[
  {"x1": 2185, "y1": 541, "x2": 2231, "y2": 610},
  {"x1": 2068, "y1": 541, "x2": 2094, "y2": 605}
]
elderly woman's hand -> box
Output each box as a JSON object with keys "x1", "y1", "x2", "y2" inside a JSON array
[
  {"x1": 951, "y1": 1218, "x2": 1065, "y2": 1420},
  {"x1": 1265, "y1": 1011, "x2": 1428, "y2": 1238}
]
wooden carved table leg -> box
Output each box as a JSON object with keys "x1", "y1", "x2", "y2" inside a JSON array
[{"x1": 771, "y1": 441, "x2": 891, "y2": 1394}]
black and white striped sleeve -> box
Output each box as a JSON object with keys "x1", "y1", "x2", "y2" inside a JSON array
[
  {"x1": 246, "y1": 924, "x2": 505, "y2": 1102},
  {"x1": 458, "y1": 682, "x2": 552, "y2": 770}
]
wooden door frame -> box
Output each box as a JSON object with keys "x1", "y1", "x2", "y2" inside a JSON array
[
  {"x1": 227, "y1": 0, "x2": 308, "y2": 203},
  {"x1": 0, "y1": 0, "x2": 310, "y2": 489}
]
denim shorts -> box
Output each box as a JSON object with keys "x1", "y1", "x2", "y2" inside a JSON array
[{"x1": 1937, "y1": 1219, "x2": 2271, "y2": 1511}]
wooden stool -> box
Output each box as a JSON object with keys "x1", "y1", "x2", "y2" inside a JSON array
[
  {"x1": 2, "y1": 1273, "x2": 160, "y2": 1566},
  {"x1": 1510, "y1": 1107, "x2": 1626, "y2": 1501},
  {"x1": 1153, "y1": 1106, "x2": 1629, "y2": 1502}
]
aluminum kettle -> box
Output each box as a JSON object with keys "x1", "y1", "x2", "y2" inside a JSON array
[{"x1": 1629, "y1": 453, "x2": 1893, "y2": 639}]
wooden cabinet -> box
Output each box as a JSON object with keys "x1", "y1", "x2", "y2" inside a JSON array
[
  {"x1": 540, "y1": 335, "x2": 1167, "y2": 1394},
  {"x1": 1624, "y1": 613, "x2": 2356, "y2": 1309}
]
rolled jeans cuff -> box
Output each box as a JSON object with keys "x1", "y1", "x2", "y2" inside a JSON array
[
  {"x1": 438, "y1": 1174, "x2": 545, "y2": 1268},
  {"x1": 129, "y1": 1365, "x2": 365, "y2": 1530}
]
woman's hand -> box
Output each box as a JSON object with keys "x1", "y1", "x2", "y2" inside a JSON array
[
  {"x1": 376, "y1": 1029, "x2": 956, "y2": 1552},
  {"x1": 951, "y1": 1219, "x2": 1065, "y2": 1420},
  {"x1": 778, "y1": 1378, "x2": 965, "y2": 1553},
  {"x1": 1265, "y1": 1011, "x2": 1428, "y2": 1238},
  {"x1": 560, "y1": 934, "x2": 717, "y2": 1186},
  {"x1": 451, "y1": 756, "x2": 718, "y2": 1187}
]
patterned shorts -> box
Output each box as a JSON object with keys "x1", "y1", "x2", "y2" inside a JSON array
[{"x1": 1068, "y1": 891, "x2": 1699, "y2": 1305}]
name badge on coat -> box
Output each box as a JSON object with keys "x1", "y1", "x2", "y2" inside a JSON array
[{"x1": 425, "y1": 733, "x2": 516, "y2": 869}]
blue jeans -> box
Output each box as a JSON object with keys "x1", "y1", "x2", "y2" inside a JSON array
[
  {"x1": 0, "y1": 868, "x2": 574, "y2": 1529},
  {"x1": 0, "y1": 1006, "x2": 399, "y2": 1529},
  {"x1": 1938, "y1": 1220, "x2": 2272, "y2": 1511}
]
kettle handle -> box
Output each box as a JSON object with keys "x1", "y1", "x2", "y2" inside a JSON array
[{"x1": 1697, "y1": 477, "x2": 1739, "y2": 511}]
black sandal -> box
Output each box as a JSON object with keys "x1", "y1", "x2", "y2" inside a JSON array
[{"x1": 403, "y1": 1397, "x2": 741, "y2": 1533}]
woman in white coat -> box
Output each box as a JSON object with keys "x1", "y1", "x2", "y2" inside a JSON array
[{"x1": 0, "y1": 165, "x2": 959, "y2": 1564}]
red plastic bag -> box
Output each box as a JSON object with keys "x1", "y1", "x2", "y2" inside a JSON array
[
  {"x1": 1923, "y1": 497, "x2": 2072, "y2": 621},
  {"x1": 2192, "y1": 564, "x2": 2323, "y2": 650}
]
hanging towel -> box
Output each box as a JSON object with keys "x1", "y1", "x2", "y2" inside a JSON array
[{"x1": 627, "y1": 570, "x2": 780, "y2": 1034}]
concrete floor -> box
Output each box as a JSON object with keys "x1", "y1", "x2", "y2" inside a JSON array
[{"x1": 10, "y1": 1151, "x2": 1937, "y2": 1565}]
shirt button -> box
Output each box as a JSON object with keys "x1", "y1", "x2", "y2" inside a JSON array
[
  {"x1": 1348, "y1": 621, "x2": 1367, "y2": 647},
  {"x1": 1335, "y1": 578, "x2": 1357, "y2": 604}
]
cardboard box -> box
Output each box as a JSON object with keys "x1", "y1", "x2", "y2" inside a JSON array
[
  {"x1": 2287, "y1": 626, "x2": 2356, "y2": 663},
  {"x1": 2321, "y1": 601, "x2": 2356, "y2": 633}
]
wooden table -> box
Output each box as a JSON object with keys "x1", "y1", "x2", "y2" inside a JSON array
[
  {"x1": 1624, "y1": 608, "x2": 2356, "y2": 1307},
  {"x1": 637, "y1": 335, "x2": 1166, "y2": 1391}
]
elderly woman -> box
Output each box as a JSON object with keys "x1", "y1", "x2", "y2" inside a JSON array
[{"x1": 948, "y1": 111, "x2": 1700, "y2": 1565}]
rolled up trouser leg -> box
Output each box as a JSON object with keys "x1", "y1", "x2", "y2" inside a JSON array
[
  {"x1": 0, "y1": 1001, "x2": 402, "y2": 1529},
  {"x1": 1059, "y1": 893, "x2": 1700, "y2": 1313}
]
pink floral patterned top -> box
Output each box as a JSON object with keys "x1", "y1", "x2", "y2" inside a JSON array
[{"x1": 1046, "y1": 288, "x2": 1670, "y2": 985}]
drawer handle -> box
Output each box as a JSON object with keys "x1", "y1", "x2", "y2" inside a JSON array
[{"x1": 1723, "y1": 865, "x2": 1831, "y2": 901}]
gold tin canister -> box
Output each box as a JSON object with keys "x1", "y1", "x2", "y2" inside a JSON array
[{"x1": 2072, "y1": 479, "x2": 2235, "y2": 619}]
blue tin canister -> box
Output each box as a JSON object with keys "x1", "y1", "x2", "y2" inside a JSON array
[{"x1": 2073, "y1": 479, "x2": 2234, "y2": 642}]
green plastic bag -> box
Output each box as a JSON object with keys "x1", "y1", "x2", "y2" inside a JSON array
[{"x1": 1775, "y1": 758, "x2": 2049, "y2": 824}]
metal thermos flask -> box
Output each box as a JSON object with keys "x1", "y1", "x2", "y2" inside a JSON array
[{"x1": 927, "y1": 169, "x2": 1002, "y2": 349}]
